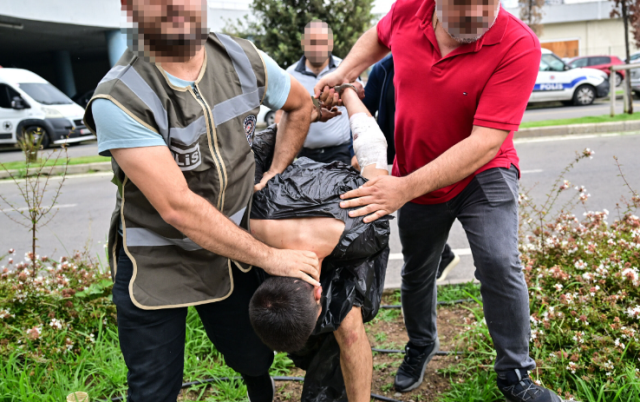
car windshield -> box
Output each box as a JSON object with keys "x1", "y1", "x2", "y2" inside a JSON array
[
  {"x1": 540, "y1": 54, "x2": 566, "y2": 72},
  {"x1": 18, "y1": 83, "x2": 73, "y2": 105}
]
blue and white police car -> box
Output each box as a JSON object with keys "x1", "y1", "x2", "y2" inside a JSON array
[{"x1": 530, "y1": 49, "x2": 610, "y2": 106}]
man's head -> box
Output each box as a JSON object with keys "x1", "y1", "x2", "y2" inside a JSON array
[
  {"x1": 436, "y1": 0, "x2": 501, "y2": 44},
  {"x1": 249, "y1": 277, "x2": 322, "y2": 353},
  {"x1": 301, "y1": 20, "x2": 334, "y2": 67},
  {"x1": 121, "y1": 0, "x2": 209, "y2": 62}
]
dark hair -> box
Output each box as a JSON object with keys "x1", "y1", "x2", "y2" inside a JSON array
[
  {"x1": 304, "y1": 20, "x2": 333, "y2": 36},
  {"x1": 249, "y1": 277, "x2": 319, "y2": 353}
]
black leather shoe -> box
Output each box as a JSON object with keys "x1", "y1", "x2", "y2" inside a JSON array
[
  {"x1": 242, "y1": 373, "x2": 275, "y2": 402},
  {"x1": 394, "y1": 339, "x2": 440, "y2": 392},
  {"x1": 498, "y1": 369, "x2": 567, "y2": 402}
]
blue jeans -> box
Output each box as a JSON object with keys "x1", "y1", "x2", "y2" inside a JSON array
[{"x1": 398, "y1": 166, "x2": 535, "y2": 373}]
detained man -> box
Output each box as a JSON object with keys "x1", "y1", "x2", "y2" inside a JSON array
[{"x1": 248, "y1": 83, "x2": 390, "y2": 402}]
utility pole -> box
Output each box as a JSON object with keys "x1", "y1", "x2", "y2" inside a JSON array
[{"x1": 621, "y1": 1, "x2": 634, "y2": 113}]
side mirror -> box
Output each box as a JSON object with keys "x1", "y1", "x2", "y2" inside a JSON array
[
  {"x1": 564, "y1": 65, "x2": 571, "y2": 71},
  {"x1": 11, "y1": 96, "x2": 29, "y2": 110}
]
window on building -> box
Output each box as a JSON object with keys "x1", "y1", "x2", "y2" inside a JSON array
[
  {"x1": 0, "y1": 84, "x2": 21, "y2": 109},
  {"x1": 570, "y1": 58, "x2": 588, "y2": 68},
  {"x1": 589, "y1": 57, "x2": 611, "y2": 66}
]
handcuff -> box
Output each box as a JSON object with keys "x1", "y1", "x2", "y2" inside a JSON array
[
  {"x1": 334, "y1": 83, "x2": 358, "y2": 95},
  {"x1": 311, "y1": 84, "x2": 359, "y2": 122},
  {"x1": 311, "y1": 96, "x2": 323, "y2": 122}
]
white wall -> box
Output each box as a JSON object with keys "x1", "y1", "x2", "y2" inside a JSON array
[
  {"x1": 540, "y1": 19, "x2": 638, "y2": 58},
  {"x1": 0, "y1": 0, "x2": 254, "y2": 31},
  {"x1": 0, "y1": 0, "x2": 122, "y2": 28}
]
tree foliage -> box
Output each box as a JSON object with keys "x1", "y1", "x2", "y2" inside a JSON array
[
  {"x1": 610, "y1": 0, "x2": 640, "y2": 49},
  {"x1": 518, "y1": 0, "x2": 545, "y2": 36},
  {"x1": 224, "y1": 0, "x2": 375, "y2": 69}
]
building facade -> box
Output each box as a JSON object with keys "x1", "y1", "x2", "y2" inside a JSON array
[
  {"x1": 0, "y1": 0, "x2": 247, "y2": 98},
  {"x1": 504, "y1": 0, "x2": 639, "y2": 59}
]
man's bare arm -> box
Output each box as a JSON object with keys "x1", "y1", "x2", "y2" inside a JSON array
[
  {"x1": 112, "y1": 146, "x2": 320, "y2": 286},
  {"x1": 340, "y1": 127, "x2": 509, "y2": 222},
  {"x1": 339, "y1": 85, "x2": 388, "y2": 179},
  {"x1": 255, "y1": 75, "x2": 314, "y2": 191},
  {"x1": 314, "y1": 27, "x2": 389, "y2": 97}
]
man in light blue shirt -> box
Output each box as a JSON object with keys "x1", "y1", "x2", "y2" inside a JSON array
[
  {"x1": 90, "y1": 2, "x2": 334, "y2": 401},
  {"x1": 286, "y1": 20, "x2": 354, "y2": 165}
]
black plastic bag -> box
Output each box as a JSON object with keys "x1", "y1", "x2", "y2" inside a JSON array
[{"x1": 251, "y1": 126, "x2": 391, "y2": 401}]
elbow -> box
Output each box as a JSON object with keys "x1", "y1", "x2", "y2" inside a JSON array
[
  {"x1": 157, "y1": 196, "x2": 190, "y2": 230},
  {"x1": 487, "y1": 142, "x2": 502, "y2": 160},
  {"x1": 160, "y1": 208, "x2": 185, "y2": 230}
]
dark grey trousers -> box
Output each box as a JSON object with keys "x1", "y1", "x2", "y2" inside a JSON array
[{"x1": 398, "y1": 165, "x2": 536, "y2": 373}]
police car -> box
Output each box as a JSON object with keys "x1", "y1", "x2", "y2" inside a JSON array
[{"x1": 530, "y1": 49, "x2": 610, "y2": 106}]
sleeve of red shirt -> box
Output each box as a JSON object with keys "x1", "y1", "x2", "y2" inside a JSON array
[
  {"x1": 473, "y1": 33, "x2": 542, "y2": 132},
  {"x1": 376, "y1": 1, "x2": 396, "y2": 49}
]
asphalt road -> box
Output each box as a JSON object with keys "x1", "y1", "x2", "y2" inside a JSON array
[
  {"x1": 1, "y1": 99, "x2": 639, "y2": 165},
  {"x1": 2, "y1": 132, "x2": 639, "y2": 289},
  {"x1": 522, "y1": 99, "x2": 640, "y2": 122}
]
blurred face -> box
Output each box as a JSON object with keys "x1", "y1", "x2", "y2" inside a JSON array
[
  {"x1": 123, "y1": 0, "x2": 208, "y2": 61},
  {"x1": 436, "y1": 0, "x2": 500, "y2": 44},
  {"x1": 302, "y1": 22, "x2": 334, "y2": 67}
]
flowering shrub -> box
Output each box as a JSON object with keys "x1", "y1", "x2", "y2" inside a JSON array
[
  {"x1": 0, "y1": 250, "x2": 115, "y2": 359},
  {"x1": 522, "y1": 210, "x2": 640, "y2": 398},
  {"x1": 446, "y1": 149, "x2": 640, "y2": 401}
]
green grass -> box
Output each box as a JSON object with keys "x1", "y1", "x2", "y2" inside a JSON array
[
  {"x1": 436, "y1": 282, "x2": 481, "y2": 303},
  {"x1": 519, "y1": 111, "x2": 640, "y2": 129},
  {"x1": 384, "y1": 282, "x2": 481, "y2": 306},
  {"x1": 0, "y1": 155, "x2": 110, "y2": 171},
  {"x1": 1, "y1": 307, "x2": 293, "y2": 401}
]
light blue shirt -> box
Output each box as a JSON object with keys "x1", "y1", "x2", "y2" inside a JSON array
[
  {"x1": 286, "y1": 55, "x2": 352, "y2": 149},
  {"x1": 94, "y1": 50, "x2": 290, "y2": 156}
]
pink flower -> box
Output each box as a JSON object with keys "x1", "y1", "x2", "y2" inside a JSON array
[
  {"x1": 574, "y1": 260, "x2": 587, "y2": 270},
  {"x1": 26, "y1": 326, "x2": 42, "y2": 340}
]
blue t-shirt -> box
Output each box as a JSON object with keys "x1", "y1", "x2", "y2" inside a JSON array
[{"x1": 94, "y1": 50, "x2": 290, "y2": 156}]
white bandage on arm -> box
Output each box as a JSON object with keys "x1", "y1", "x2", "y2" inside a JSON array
[{"x1": 350, "y1": 113, "x2": 388, "y2": 170}]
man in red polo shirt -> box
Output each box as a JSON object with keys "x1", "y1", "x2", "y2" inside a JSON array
[{"x1": 314, "y1": 0, "x2": 566, "y2": 401}]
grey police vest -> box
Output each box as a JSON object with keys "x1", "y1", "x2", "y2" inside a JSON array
[{"x1": 84, "y1": 33, "x2": 266, "y2": 309}]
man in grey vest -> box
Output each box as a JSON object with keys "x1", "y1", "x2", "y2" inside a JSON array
[
  {"x1": 84, "y1": 1, "x2": 338, "y2": 401},
  {"x1": 284, "y1": 20, "x2": 354, "y2": 165}
]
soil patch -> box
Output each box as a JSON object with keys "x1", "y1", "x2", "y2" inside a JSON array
[{"x1": 274, "y1": 296, "x2": 475, "y2": 402}]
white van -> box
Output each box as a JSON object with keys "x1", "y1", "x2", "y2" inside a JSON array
[
  {"x1": 530, "y1": 49, "x2": 610, "y2": 106},
  {"x1": 0, "y1": 68, "x2": 95, "y2": 148}
]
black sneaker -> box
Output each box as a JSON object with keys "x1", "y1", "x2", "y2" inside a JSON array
[
  {"x1": 242, "y1": 373, "x2": 275, "y2": 402},
  {"x1": 498, "y1": 369, "x2": 567, "y2": 402},
  {"x1": 394, "y1": 338, "x2": 440, "y2": 392},
  {"x1": 436, "y1": 244, "x2": 460, "y2": 283}
]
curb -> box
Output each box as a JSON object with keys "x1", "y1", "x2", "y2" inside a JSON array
[
  {"x1": 0, "y1": 161, "x2": 112, "y2": 180},
  {"x1": 516, "y1": 120, "x2": 640, "y2": 138}
]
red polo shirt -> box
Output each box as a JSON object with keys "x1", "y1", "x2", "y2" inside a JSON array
[{"x1": 377, "y1": 0, "x2": 541, "y2": 204}]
